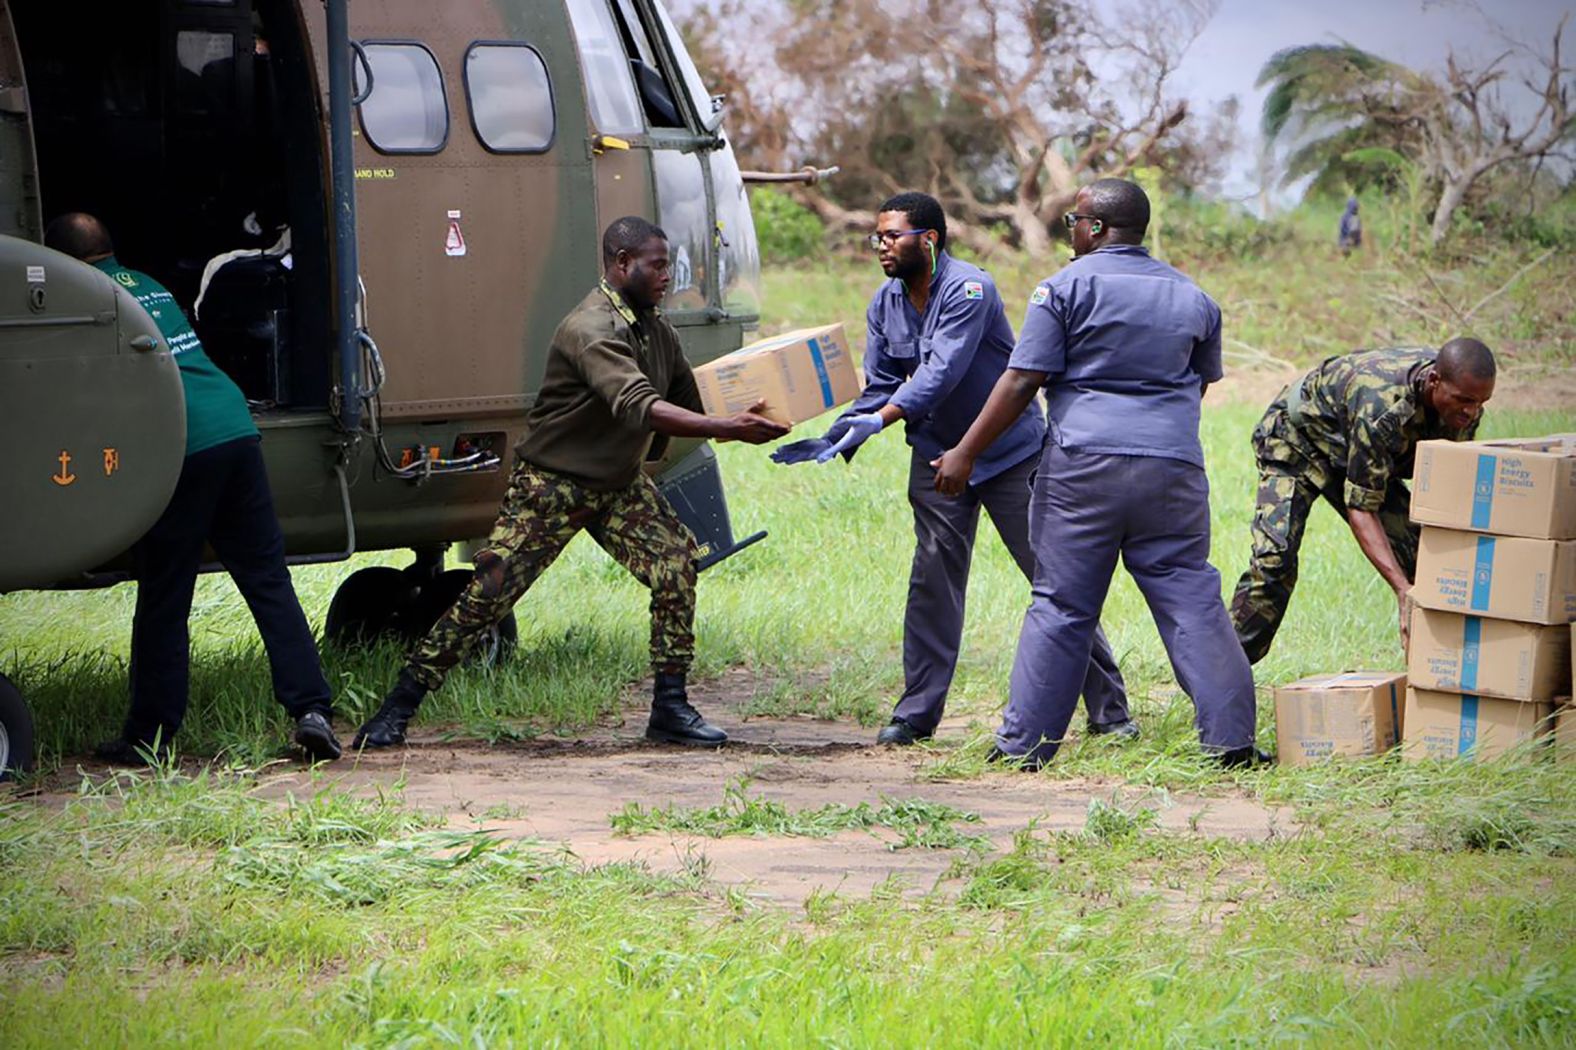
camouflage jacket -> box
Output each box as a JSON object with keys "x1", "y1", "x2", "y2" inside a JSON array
[{"x1": 1259, "y1": 348, "x2": 1479, "y2": 512}]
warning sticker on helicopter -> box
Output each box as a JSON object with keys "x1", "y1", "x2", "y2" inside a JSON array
[
  {"x1": 445, "y1": 210, "x2": 467, "y2": 257},
  {"x1": 26, "y1": 265, "x2": 44, "y2": 282}
]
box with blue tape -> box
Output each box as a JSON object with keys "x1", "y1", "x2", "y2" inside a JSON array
[
  {"x1": 1401, "y1": 687, "x2": 1555, "y2": 762},
  {"x1": 1407, "y1": 606, "x2": 1570, "y2": 702},
  {"x1": 1412, "y1": 527, "x2": 1576, "y2": 625},
  {"x1": 692, "y1": 323, "x2": 861, "y2": 426},
  {"x1": 1411, "y1": 435, "x2": 1576, "y2": 540}
]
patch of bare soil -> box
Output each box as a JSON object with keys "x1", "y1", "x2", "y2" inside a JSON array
[
  {"x1": 215, "y1": 685, "x2": 1293, "y2": 908},
  {"x1": 1210, "y1": 361, "x2": 1572, "y2": 413}
]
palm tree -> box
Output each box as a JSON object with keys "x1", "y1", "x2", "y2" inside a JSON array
[{"x1": 1257, "y1": 22, "x2": 1573, "y2": 245}]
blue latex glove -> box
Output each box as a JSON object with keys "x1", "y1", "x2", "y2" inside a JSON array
[
  {"x1": 771, "y1": 417, "x2": 855, "y2": 466},
  {"x1": 816, "y1": 413, "x2": 883, "y2": 463},
  {"x1": 769, "y1": 437, "x2": 832, "y2": 464}
]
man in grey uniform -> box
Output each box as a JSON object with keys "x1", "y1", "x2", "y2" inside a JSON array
[
  {"x1": 774, "y1": 192, "x2": 1132, "y2": 745},
  {"x1": 934, "y1": 179, "x2": 1262, "y2": 769}
]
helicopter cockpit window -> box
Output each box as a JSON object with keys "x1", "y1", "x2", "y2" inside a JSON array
[
  {"x1": 464, "y1": 44, "x2": 554, "y2": 153},
  {"x1": 608, "y1": 0, "x2": 682, "y2": 128},
  {"x1": 354, "y1": 42, "x2": 448, "y2": 154},
  {"x1": 651, "y1": 0, "x2": 721, "y2": 128},
  {"x1": 564, "y1": 0, "x2": 642, "y2": 136}
]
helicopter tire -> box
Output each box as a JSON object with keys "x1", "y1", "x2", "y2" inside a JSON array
[
  {"x1": 411, "y1": 568, "x2": 518, "y2": 668},
  {"x1": 323, "y1": 566, "x2": 413, "y2": 649},
  {"x1": 0, "y1": 672, "x2": 36, "y2": 782}
]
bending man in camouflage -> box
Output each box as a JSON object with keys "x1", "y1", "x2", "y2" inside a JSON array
[
  {"x1": 1230, "y1": 339, "x2": 1495, "y2": 663},
  {"x1": 355, "y1": 216, "x2": 789, "y2": 749}
]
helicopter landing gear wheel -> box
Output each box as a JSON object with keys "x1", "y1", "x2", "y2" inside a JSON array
[
  {"x1": 323, "y1": 566, "x2": 412, "y2": 648},
  {"x1": 410, "y1": 568, "x2": 518, "y2": 668},
  {"x1": 0, "y1": 673, "x2": 36, "y2": 782}
]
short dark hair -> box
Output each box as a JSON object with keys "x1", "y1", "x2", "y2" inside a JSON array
[
  {"x1": 1084, "y1": 178, "x2": 1150, "y2": 238},
  {"x1": 1436, "y1": 337, "x2": 1496, "y2": 382},
  {"x1": 602, "y1": 215, "x2": 668, "y2": 266},
  {"x1": 877, "y1": 191, "x2": 947, "y2": 251},
  {"x1": 44, "y1": 212, "x2": 114, "y2": 261}
]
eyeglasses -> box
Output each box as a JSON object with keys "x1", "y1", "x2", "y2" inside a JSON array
[
  {"x1": 1062, "y1": 212, "x2": 1101, "y2": 229},
  {"x1": 866, "y1": 229, "x2": 929, "y2": 251}
]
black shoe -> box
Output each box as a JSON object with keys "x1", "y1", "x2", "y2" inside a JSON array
[
  {"x1": 876, "y1": 718, "x2": 930, "y2": 746},
  {"x1": 353, "y1": 672, "x2": 427, "y2": 749},
  {"x1": 1088, "y1": 718, "x2": 1141, "y2": 741},
  {"x1": 294, "y1": 711, "x2": 342, "y2": 762},
  {"x1": 646, "y1": 672, "x2": 727, "y2": 747},
  {"x1": 93, "y1": 737, "x2": 172, "y2": 766},
  {"x1": 986, "y1": 745, "x2": 1047, "y2": 772},
  {"x1": 1215, "y1": 745, "x2": 1274, "y2": 769}
]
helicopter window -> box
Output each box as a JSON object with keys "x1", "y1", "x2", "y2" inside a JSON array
[
  {"x1": 609, "y1": 0, "x2": 682, "y2": 128},
  {"x1": 354, "y1": 42, "x2": 448, "y2": 154},
  {"x1": 564, "y1": 0, "x2": 642, "y2": 136},
  {"x1": 464, "y1": 44, "x2": 554, "y2": 153},
  {"x1": 651, "y1": 0, "x2": 721, "y2": 128},
  {"x1": 174, "y1": 30, "x2": 235, "y2": 116}
]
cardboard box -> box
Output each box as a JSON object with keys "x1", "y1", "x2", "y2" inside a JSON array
[
  {"x1": 693, "y1": 323, "x2": 861, "y2": 426},
  {"x1": 1408, "y1": 606, "x2": 1571, "y2": 702},
  {"x1": 1273, "y1": 671, "x2": 1405, "y2": 765},
  {"x1": 1410, "y1": 435, "x2": 1576, "y2": 540},
  {"x1": 1411, "y1": 527, "x2": 1576, "y2": 625},
  {"x1": 1401, "y1": 688, "x2": 1554, "y2": 761}
]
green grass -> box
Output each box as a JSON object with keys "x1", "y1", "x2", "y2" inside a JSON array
[
  {"x1": 0, "y1": 759, "x2": 1572, "y2": 1047},
  {"x1": 2, "y1": 221, "x2": 1575, "y2": 1045},
  {"x1": 610, "y1": 776, "x2": 992, "y2": 851}
]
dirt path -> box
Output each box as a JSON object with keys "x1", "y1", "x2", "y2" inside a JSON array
[{"x1": 222, "y1": 682, "x2": 1297, "y2": 907}]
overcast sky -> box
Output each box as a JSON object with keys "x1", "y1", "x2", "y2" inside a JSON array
[{"x1": 1169, "y1": 0, "x2": 1573, "y2": 200}]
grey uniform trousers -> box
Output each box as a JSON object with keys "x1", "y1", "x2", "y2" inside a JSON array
[
  {"x1": 1000, "y1": 445, "x2": 1256, "y2": 763},
  {"x1": 895, "y1": 449, "x2": 1130, "y2": 736}
]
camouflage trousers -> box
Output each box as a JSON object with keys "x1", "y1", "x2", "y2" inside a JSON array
[
  {"x1": 1229, "y1": 429, "x2": 1418, "y2": 665},
  {"x1": 406, "y1": 461, "x2": 698, "y2": 690}
]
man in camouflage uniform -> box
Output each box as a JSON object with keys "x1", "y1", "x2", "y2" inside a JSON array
[
  {"x1": 1230, "y1": 339, "x2": 1496, "y2": 663},
  {"x1": 354, "y1": 216, "x2": 788, "y2": 749}
]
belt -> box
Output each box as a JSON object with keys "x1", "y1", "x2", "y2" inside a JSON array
[{"x1": 1282, "y1": 376, "x2": 1309, "y2": 428}]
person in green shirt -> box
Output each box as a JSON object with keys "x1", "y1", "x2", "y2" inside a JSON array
[
  {"x1": 354, "y1": 216, "x2": 789, "y2": 750},
  {"x1": 44, "y1": 212, "x2": 341, "y2": 764}
]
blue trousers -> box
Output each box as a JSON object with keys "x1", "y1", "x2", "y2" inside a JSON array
[
  {"x1": 896, "y1": 450, "x2": 1129, "y2": 735},
  {"x1": 1000, "y1": 445, "x2": 1256, "y2": 763},
  {"x1": 126, "y1": 436, "x2": 331, "y2": 745}
]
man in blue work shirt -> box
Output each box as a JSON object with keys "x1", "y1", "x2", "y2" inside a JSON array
[
  {"x1": 933, "y1": 179, "x2": 1262, "y2": 769},
  {"x1": 44, "y1": 213, "x2": 340, "y2": 765},
  {"x1": 774, "y1": 192, "x2": 1132, "y2": 746}
]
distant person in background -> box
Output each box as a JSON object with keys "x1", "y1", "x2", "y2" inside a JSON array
[
  {"x1": 44, "y1": 212, "x2": 340, "y2": 765},
  {"x1": 770, "y1": 191, "x2": 1134, "y2": 747},
  {"x1": 1338, "y1": 197, "x2": 1362, "y2": 255},
  {"x1": 1230, "y1": 341, "x2": 1496, "y2": 664}
]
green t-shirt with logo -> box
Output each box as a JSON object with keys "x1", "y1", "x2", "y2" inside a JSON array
[{"x1": 94, "y1": 256, "x2": 258, "y2": 456}]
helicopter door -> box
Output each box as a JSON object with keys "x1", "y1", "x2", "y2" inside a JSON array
[{"x1": 0, "y1": 2, "x2": 38, "y2": 240}]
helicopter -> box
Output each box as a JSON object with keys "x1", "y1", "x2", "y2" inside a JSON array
[{"x1": 0, "y1": 0, "x2": 835, "y2": 778}]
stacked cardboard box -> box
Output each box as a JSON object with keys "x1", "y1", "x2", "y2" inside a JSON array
[{"x1": 1404, "y1": 436, "x2": 1576, "y2": 760}]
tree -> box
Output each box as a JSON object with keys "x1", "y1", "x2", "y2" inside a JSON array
[
  {"x1": 678, "y1": 0, "x2": 1231, "y2": 259},
  {"x1": 1258, "y1": 14, "x2": 1574, "y2": 245}
]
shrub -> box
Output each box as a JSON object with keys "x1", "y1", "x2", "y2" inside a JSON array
[{"x1": 749, "y1": 187, "x2": 825, "y2": 264}]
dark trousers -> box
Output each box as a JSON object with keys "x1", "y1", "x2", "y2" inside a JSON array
[
  {"x1": 126, "y1": 436, "x2": 330, "y2": 744},
  {"x1": 1230, "y1": 460, "x2": 1417, "y2": 665},
  {"x1": 894, "y1": 450, "x2": 1129, "y2": 735},
  {"x1": 1000, "y1": 446, "x2": 1256, "y2": 763}
]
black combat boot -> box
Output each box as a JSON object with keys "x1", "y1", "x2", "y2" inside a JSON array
[
  {"x1": 352, "y1": 671, "x2": 428, "y2": 749},
  {"x1": 646, "y1": 672, "x2": 727, "y2": 747}
]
